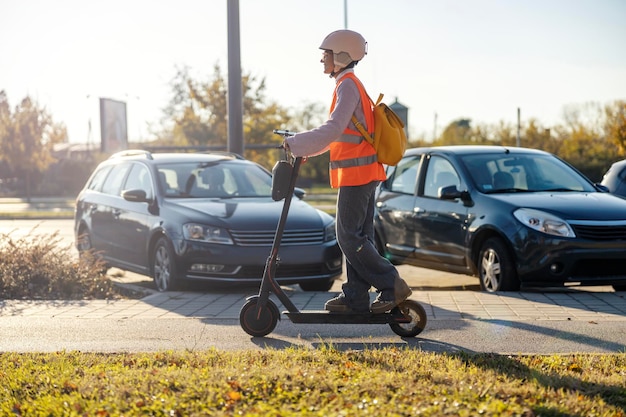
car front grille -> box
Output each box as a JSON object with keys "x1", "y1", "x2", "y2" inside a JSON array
[
  {"x1": 570, "y1": 223, "x2": 626, "y2": 241},
  {"x1": 230, "y1": 229, "x2": 325, "y2": 246}
]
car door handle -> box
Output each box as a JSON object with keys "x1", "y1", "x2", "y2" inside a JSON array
[{"x1": 411, "y1": 207, "x2": 426, "y2": 217}]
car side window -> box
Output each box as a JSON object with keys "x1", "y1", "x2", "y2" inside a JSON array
[
  {"x1": 388, "y1": 156, "x2": 421, "y2": 195},
  {"x1": 123, "y1": 164, "x2": 154, "y2": 200},
  {"x1": 87, "y1": 165, "x2": 113, "y2": 192},
  {"x1": 101, "y1": 163, "x2": 131, "y2": 196},
  {"x1": 423, "y1": 156, "x2": 460, "y2": 198}
]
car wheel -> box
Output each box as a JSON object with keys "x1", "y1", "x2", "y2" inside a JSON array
[
  {"x1": 76, "y1": 228, "x2": 109, "y2": 273},
  {"x1": 299, "y1": 278, "x2": 334, "y2": 292},
  {"x1": 613, "y1": 284, "x2": 626, "y2": 292},
  {"x1": 152, "y1": 237, "x2": 179, "y2": 292},
  {"x1": 478, "y1": 237, "x2": 519, "y2": 292},
  {"x1": 76, "y1": 228, "x2": 93, "y2": 256}
]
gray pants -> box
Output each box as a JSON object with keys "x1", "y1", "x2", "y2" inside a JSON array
[{"x1": 336, "y1": 181, "x2": 399, "y2": 310}]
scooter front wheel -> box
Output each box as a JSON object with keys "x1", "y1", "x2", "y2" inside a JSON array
[
  {"x1": 389, "y1": 300, "x2": 427, "y2": 337},
  {"x1": 239, "y1": 296, "x2": 279, "y2": 337}
]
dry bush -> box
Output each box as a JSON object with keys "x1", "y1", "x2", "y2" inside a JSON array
[{"x1": 0, "y1": 228, "x2": 122, "y2": 300}]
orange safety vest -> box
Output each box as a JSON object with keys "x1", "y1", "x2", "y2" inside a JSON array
[{"x1": 329, "y1": 73, "x2": 386, "y2": 188}]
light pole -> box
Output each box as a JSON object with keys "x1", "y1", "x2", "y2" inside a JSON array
[{"x1": 227, "y1": 0, "x2": 244, "y2": 156}]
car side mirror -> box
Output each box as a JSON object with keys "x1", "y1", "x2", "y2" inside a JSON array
[
  {"x1": 439, "y1": 185, "x2": 472, "y2": 205},
  {"x1": 294, "y1": 187, "x2": 306, "y2": 200},
  {"x1": 122, "y1": 188, "x2": 150, "y2": 203},
  {"x1": 595, "y1": 183, "x2": 610, "y2": 193}
]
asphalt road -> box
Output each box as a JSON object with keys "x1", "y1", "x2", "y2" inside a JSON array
[{"x1": 1, "y1": 219, "x2": 624, "y2": 354}]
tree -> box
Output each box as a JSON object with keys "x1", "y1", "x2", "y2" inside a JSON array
[
  {"x1": 156, "y1": 64, "x2": 291, "y2": 168},
  {"x1": 286, "y1": 101, "x2": 330, "y2": 186},
  {"x1": 437, "y1": 119, "x2": 472, "y2": 145},
  {"x1": 604, "y1": 100, "x2": 626, "y2": 153},
  {"x1": 0, "y1": 91, "x2": 66, "y2": 200},
  {"x1": 552, "y1": 102, "x2": 621, "y2": 181}
]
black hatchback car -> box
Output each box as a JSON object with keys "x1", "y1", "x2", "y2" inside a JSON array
[
  {"x1": 74, "y1": 150, "x2": 342, "y2": 291},
  {"x1": 374, "y1": 146, "x2": 626, "y2": 292}
]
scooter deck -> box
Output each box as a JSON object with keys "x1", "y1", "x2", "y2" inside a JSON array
[{"x1": 283, "y1": 309, "x2": 411, "y2": 325}]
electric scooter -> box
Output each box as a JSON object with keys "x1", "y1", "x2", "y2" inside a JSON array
[{"x1": 239, "y1": 130, "x2": 427, "y2": 338}]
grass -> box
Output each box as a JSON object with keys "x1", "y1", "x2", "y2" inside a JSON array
[
  {"x1": 1, "y1": 348, "x2": 624, "y2": 416},
  {"x1": 2, "y1": 211, "x2": 624, "y2": 416}
]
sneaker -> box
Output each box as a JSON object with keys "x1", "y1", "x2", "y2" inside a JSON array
[
  {"x1": 324, "y1": 295, "x2": 352, "y2": 312},
  {"x1": 370, "y1": 278, "x2": 412, "y2": 314}
]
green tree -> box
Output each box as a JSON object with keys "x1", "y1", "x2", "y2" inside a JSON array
[{"x1": 0, "y1": 91, "x2": 66, "y2": 199}]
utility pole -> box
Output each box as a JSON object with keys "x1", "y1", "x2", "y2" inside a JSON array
[
  {"x1": 516, "y1": 107, "x2": 521, "y2": 147},
  {"x1": 227, "y1": 0, "x2": 244, "y2": 155},
  {"x1": 344, "y1": 0, "x2": 348, "y2": 29}
]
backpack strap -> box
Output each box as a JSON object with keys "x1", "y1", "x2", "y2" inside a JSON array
[
  {"x1": 351, "y1": 115, "x2": 374, "y2": 146},
  {"x1": 351, "y1": 93, "x2": 384, "y2": 146}
]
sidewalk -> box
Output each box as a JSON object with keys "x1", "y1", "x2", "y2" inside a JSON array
[
  {"x1": 1, "y1": 288, "x2": 624, "y2": 354},
  {"x1": 3, "y1": 290, "x2": 625, "y2": 322}
]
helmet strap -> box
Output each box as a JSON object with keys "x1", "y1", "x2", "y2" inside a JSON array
[{"x1": 330, "y1": 61, "x2": 356, "y2": 78}]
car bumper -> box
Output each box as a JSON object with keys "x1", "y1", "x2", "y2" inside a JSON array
[
  {"x1": 172, "y1": 239, "x2": 343, "y2": 284},
  {"x1": 514, "y1": 232, "x2": 626, "y2": 286}
]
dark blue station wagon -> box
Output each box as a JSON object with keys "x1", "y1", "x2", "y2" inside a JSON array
[{"x1": 75, "y1": 150, "x2": 342, "y2": 292}]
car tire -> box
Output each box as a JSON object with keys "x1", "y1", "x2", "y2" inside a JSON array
[
  {"x1": 478, "y1": 237, "x2": 519, "y2": 292},
  {"x1": 76, "y1": 228, "x2": 93, "y2": 257},
  {"x1": 76, "y1": 227, "x2": 109, "y2": 274},
  {"x1": 613, "y1": 284, "x2": 626, "y2": 292},
  {"x1": 152, "y1": 237, "x2": 179, "y2": 292},
  {"x1": 299, "y1": 278, "x2": 334, "y2": 292}
]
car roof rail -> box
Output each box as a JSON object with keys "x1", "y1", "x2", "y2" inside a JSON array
[
  {"x1": 199, "y1": 150, "x2": 245, "y2": 160},
  {"x1": 109, "y1": 149, "x2": 154, "y2": 160}
]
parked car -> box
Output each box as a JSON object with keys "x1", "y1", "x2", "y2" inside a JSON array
[
  {"x1": 74, "y1": 150, "x2": 342, "y2": 292},
  {"x1": 374, "y1": 145, "x2": 626, "y2": 292},
  {"x1": 600, "y1": 159, "x2": 626, "y2": 198}
]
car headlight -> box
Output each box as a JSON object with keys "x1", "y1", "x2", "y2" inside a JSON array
[
  {"x1": 513, "y1": 208, "x2": 575, "y2": 238},
  {"x1": 183, "y1": 223, "x2": 233, "y2": 244},
  {"x1": 324, "y1": 221, "x2": 337, "y2": 242}
]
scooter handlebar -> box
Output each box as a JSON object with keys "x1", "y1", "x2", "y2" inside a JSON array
[{"x1": 273, "y1": 129, "x2": 296, "y2": 138}]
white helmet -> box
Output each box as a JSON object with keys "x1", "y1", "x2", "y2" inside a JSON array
[{"x1": 319, "y1": 29, "x2": 367, "y2": 70}]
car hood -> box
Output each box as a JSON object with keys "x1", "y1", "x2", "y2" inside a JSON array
[
  {"x1": 489, "y1": 192, "x2": 626, "y2": 221},
  {"x1": 166, "y1": 197, "x2": 330, "y2": 229}
]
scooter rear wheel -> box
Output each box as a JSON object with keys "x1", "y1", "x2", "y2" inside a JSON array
[
  {"x1": 239, "y1": 296, "x2": 279, "y2": 337},
  {"x1": 389, "y1": 300, "x2": 427, "y2": 337}
]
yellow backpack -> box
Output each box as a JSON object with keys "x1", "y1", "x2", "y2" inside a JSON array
[{"x1": 351, "y1": 92, "x2": 407, "y2": 166}]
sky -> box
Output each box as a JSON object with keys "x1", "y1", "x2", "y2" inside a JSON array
[{"x1": 1, "y1": 0, "x2": 625, "y2": 144}]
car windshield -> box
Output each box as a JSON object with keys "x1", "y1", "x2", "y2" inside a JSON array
[
  {"x1": 156, "y1": 161, "x2": 272, "y2": 198},
  {"x1": 459, "y1": 152, "x2": 596, "y2": 194}
]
